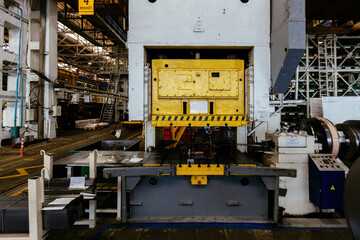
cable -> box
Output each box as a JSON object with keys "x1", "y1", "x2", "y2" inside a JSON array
[
  {"x1": 0, "y1": 128, "x2": 27, "y2": 156},
  {"x1": 0, "y1": 139, "x2": 19, "y2": 156},
  {"x1": 0, "y1": 124, "x2": 36, "y2": 156}
]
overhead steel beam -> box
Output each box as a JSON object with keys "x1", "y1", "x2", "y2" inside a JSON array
[
  {"x1": 307, "y1": 26, "x2": 352, "y2": 35},
  {"x1": 59, "y1": 1, "x2": 126, "y2": 46},
  {"x1": 58, "y1": 58, "x2": 97, "y2": 74},
  {"x1": 58, "y1": 12, "x2": 112, "y2": 47},
  {"x1": 56, "y1": 84, "x2": 128, "y2": 100}
]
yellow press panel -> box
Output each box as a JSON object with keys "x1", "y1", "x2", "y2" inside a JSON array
[{"x1": 151, "y1": 59, "x2": 246, "y2": 127}]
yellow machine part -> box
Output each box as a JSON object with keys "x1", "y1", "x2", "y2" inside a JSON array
[
  {"x1": 191, "y1": 176, "x2": 208, "y2": 185},
  {"x1": 176, "y1": 164, "x2": 224, "y2": 176},
  {"x1": 151, "y1": 59, "x2": 246, "y2": 127}
]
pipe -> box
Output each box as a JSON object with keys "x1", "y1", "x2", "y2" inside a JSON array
[
  {"x1": 20, "y1": 72, "x2": 24, "y2": 126},
  {"x1": 13, "y1": 4, "x2": 23, "y2": 127}
]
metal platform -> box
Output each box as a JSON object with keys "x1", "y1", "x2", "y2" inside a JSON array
[
  {"x1": 73, "y1": 140, "x2": 140, "y2": 152},
  {"x1": 54, "y1": 151, "x2": 149, "y2": 179},
  {"x1": 55, "y1": 151, "x2": 150, "y2": 168}
]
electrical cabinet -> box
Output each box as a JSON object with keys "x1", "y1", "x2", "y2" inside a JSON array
[{"x1": 309, "y1": 154, "x2": 345, "y2": 209}]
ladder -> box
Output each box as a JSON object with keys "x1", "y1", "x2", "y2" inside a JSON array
[{"x1": 317, "y1": 37, "x2": 334, "y2": 97}]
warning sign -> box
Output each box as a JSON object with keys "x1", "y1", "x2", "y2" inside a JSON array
[
  {"x1": 330, "y1": 185, "x2": 335, "y2": 191},
  {"x1": 79, "y1": 0, "x2": 94, "y2": 15}
]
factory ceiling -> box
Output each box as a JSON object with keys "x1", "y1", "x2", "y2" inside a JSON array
[
  {"x1": 306, "y1": 0, "x2": 360, "y2": 35},
  {"x1": 306, "y1": 0, "x2": 360, "y2": 20},
  {"x1": 57, "y1": 0, "x2": 128, "y2": 79},
  {"x1": 56, "y1": 0, "x2": 360, "y2": 78}
]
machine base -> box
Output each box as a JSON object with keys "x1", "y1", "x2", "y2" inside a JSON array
[{"x1": 129, "y1": 176, "x2": 270, "y2": 220}]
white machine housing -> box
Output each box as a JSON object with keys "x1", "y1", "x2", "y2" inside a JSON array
[
  {"x1": 265, "y1": 132, "x2": 321, "y2": 215},
  {"x1": 128, "y1": 0, "x2": 272, "y2": 149}
]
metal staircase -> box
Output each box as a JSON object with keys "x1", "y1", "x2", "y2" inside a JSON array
[
  {"x1": 101, "y1": 101, "x2": 114, "y2": 122},
  {"x1": 100, "y1": 73, "x2": 117, "y2": 122}
]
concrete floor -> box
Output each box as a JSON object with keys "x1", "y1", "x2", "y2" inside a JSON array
[
  {"x1": 0, "y1": 125, "x2": 142, "y2": 195},
  {"x1": 44, "y1": 219, "x2": 351, "y2": 240},
  {"x1": 0, "y1": 125, "x2": 352, "y2": 239},
  {"x1": 99, "y1": 228, "x2": 350, "y2": 240}
]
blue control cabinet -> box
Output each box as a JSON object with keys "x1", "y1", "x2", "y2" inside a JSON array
[{"x1": 309, "y1": 154, "x2": 345, "y2": 209}]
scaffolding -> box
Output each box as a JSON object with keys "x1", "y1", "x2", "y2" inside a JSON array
[{"x1": 275, "y1": 35, "x2": 360, "y2": 125}]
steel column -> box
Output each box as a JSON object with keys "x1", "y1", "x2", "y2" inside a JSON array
[
  {"x1": 117, "y1": 176, "x2": 121, "y2": 220},
  {"x1": 121, "y1": 176, "x2": 127, "y2": 224}
]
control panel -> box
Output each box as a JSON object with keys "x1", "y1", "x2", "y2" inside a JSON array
[
  {"x1": 309, "y1": 154, "x2": 343, "y2": 171},
  {"x1": 309, "y1": 154, "x2": 345, "y2": 209}
]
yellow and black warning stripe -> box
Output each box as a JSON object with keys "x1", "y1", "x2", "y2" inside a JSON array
[
  {"x1": 154, "y1": 115, "x2": 246, "y2": 122},
  {"x1": 151, "y1": 115, "x2": 247, "y2": 127}
]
